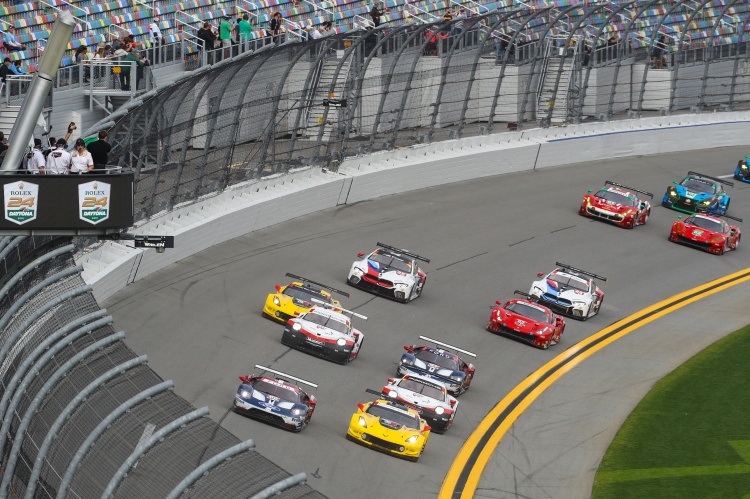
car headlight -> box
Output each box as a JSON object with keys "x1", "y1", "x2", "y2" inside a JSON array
[
  {"x1": 533, "y1": 286, "x2": 543, "y2": 295},
  {"x1": 434, "y1": 406, "x2": 444, "y2": 415},
  {"x1": 292, "y1": 323, "x2": 302, "y2": 331},
  {"x1": 450, "y1": 375, "x2": 462, "y2": 382},
  {"x1": 358, "y1": 416, "x2": 367, "y2": 427},
  {"x1": 742, "y1": 164, "x2": 748, "y2": 170},
  {"x1": 337, "y1": 338, "x2": 347, "y2": 346},
  {"x1": 240, "y1": 390, "x2": 251, "y2": 399},
  {"x1": 669, "y1": 190, "x2": 678, "y2": 197},
  {"x1": 401, "y1": 358, "x2": 414, "y2": 366},
  {"x1": 273, "y1": 296, "x2": 280, "y2": 306},
  {"x1": 406, "y1": 435, "x2": 419, "y2": 443},
  {"x1": 701, "y1": 200, "x2": 711, "y2": 205},
  {"x1": 291, "y1": 408, "x2": 304, "y2": 416}
]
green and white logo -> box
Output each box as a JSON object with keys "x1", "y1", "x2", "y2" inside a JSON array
[
  {"x1": 4, "y1": 181, "x2": 39, "y2": 225},
  {"x1": 78, "y1": 181, "x2": 110, "y2": 225}
]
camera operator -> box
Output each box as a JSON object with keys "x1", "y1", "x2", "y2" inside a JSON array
[{"x1": 25, "y1": 139, "x2": 46, "y2": 174}]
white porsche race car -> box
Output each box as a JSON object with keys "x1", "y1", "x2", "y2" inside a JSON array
[
  {"x1": 381, "y1": 373, "x2": 458, "y2": 434},
  {"x1": 281, "y1": 301, "x2": 366, "y2": 364},
  {"x1": 529, "y1": 262, "x2": 607, "y2": 321},
  {"x1": 347, "y1": 242, "x2": 429, "y2": 303}
]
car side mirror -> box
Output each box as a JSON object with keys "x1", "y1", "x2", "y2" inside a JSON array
[
  {"x1": 404, "y1": 345, "x2": 413, "y2": 352},
  {"x1": 639, "y1": 202, "x2": 646, "y2": 209},
  {"x1": 358, "y1": 252, "x2": 365, "y2": 258},
  {"x1": 357, "y1": 403, "x2": 365, "y2": 412},
  {"x1": 495, "y1": 300, "x2": 502, "y2": 306},
  {"x1": 587, "y1": 189, "x2": 592, "y2": 193},
  {"x1": 672, "y1": 180, "x2": 679, "y2": 185},
  {"x1": 423, "y1": 425, "x2": 432, "y2": 433},
  {"x1": 387, "y1": 377, "x2": 395, "y2": 384},
  {"x1": 274, "y1": 284, "x2": 281, "y2": 293},
  {"x1": 449, "y1": 399, "x2": 456, "y2": 407},
  {"x1": 239, "y1": 375, "x2": 249, "y2": 383},
  {"x1": 537, "y1": 272, "x2": 544, "y2": 277}
]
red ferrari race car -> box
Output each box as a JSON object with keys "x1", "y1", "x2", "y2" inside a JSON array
[
  {"x1": 487, "y1": 291, "x2": 566, "y2": 349},
  {"x1": 669, "y1": 212, "x2": 742, "y2": 255},
  {"x1": 579, "y1": 181, "x2": 653, "y2": 229}
]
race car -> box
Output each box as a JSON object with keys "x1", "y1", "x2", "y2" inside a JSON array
[
  {"x1": 281, "y1": 301, "x2": 366, "y2": 364},
  {"x1": 733, "y1": 155, "x2": 750, "y2": 183},
  {"x1": 232, "y1": 365, "x2": 317, "y2": 432},
  {"x1": 263, "y1": 273, "x2": 349, "y2": 324},
  {"x1": 662, "y1": 171, "x2": 733, "y2": 215},
  {"x1": 397, "y1": 336, "x2": 476, "y2": 396},
  {"x1": 487, "y1": 290, "x2": 566, "y2": 349},
  {"x1": 347, "y1": 242, "x2": 429, "y2": 303},
  {"x1": 669, "y1": 212, "x2": 742, "y2": 255},
  {"x1": 346, "y1": 389, "x2": 432, "y2": 461},
  {"x1": 579, "y1": 180, "x2": 653, "y2": 229},
  {"x1": 529, "y1": 262, "x2": 606, "y2": 321},
  {"x1": 381, "y1": 374, "x2": 458, "y2": 434}
]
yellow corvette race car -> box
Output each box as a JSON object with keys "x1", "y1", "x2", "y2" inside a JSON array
[
  {"x1": 346, "y1": 389, "x2": 432, "y2": 461},
  {"x1": 262, "y1": 273, "x2": 349, "y2": 324}
]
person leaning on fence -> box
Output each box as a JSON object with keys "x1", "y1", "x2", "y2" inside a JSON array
[
  {"x1": 87, "y1": 130, "x2": 111, "y2": 169},
  {"x1": 0, "y1": 58, "x2": 12, "y2": 85},
  {"x1": 25, "y1": 139, "x2": 45, "y2": 174},
  {"x1": 46, "y1": 139, "x2": 72, "y2": 174},
  {"x1": 219, "y1": 16, "x2": 233, "y2": 54},
  {"x1": 238, "y1": 14, "x2": 252, "y2": 46},
  {"x1": 119, "y1": 49, "x2": 147, "y2": 91},
  {"x1": 197, "y1": 22, "x2": 216, "y2": 52},
  {"x1": 651, "y1": 35, "x2": 667, "y2": 69},
  {"x1": 269, "y1": 13, "x2": 283, "y2": 44},
  {"x1": 370, "y1": 3, "x2": 382, "y2": 27}
]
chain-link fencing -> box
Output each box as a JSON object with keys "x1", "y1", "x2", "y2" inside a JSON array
[{"x1": 0, "y1": 236, "x2": 325, "y2": 498}]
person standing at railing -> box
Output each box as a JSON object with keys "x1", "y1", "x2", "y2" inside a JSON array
[
  {"x1": 370, "y1": 3, "x2": 382, "y2": 27},
  {"x1": 70, "y1": 138, "x2": 94, "y2": 174},
  {"x1": 2, "y1": 27, "x2": 26, "y2": 52},
  {"x1": 238, "y1": 14, "x2": 252, "y2": 51},
  {"x1": 321, "y1": 22, "x2": 334, "y2": 37},
  {"x1": 120, "y1": 49, "x2": 147, "y2": 91},
  {"x1": 452, "y1": 8, "x2": 467, "y2": 37},
  {"x1": 9, "y1": 60, "x2": 25, "y2": 75},
  {"x1": 149, "y1": 17, "x2": 164, "y2": 45},
  {"x1": 219, "y1": 16, "x2": 233, "y2": 58},
  {"x1": 0, "y1": 58, "x2": 12, "y2": 85},
  {"x1": 269, "y1": 12, "x2": 282, "y2": 45},
  {"x1": 87, "y1": 130, "x2": 111, "y2": 170}
]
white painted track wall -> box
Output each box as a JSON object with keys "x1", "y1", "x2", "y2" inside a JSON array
[{"x1": 77, "y1": 111, "x2": 750, "y2": 301}]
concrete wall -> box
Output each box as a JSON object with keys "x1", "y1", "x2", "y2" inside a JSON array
[{"x1": 78, "y1": 111, "x2": 750, "y2": 302}]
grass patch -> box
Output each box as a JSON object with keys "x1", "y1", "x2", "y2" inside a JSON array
[{"x1": 592, "y1": 324, "x2": 750, "y2": 498}]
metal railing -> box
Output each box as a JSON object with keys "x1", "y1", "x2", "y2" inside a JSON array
[{"x1": 3, "y1": 75, "x2": 34, "y2": 108}]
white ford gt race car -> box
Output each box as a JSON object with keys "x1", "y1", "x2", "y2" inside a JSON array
[
  {"x1": 347, "y1": 242, "x2": 429, "y2": 303},
  {"x1": 529, "y1": 262, "x2": 607, "y2": 321}
]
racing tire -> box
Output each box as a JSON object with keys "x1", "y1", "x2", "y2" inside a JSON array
[
  {"x1": 723, "y1": 199, "x2": 730, "y2": 214},
  {"x1": 626, "y1": 218, "x2": 635, "y2": 230},
  {"x1": 735, "y1": 234, "x2": 741, "y2": 251},
  {"x1": 643, "y1": 208, "x2": 650, "y2": 225}
]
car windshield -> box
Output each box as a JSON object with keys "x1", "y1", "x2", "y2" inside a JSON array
[
  {"x1": 548, "y1": 272, "x2": 589, "y2": 292},
  {"x1": 252, "y1": 380, "x2": 299, "y2": 402},
  {"x1": 687, "y1": 216, "x2": 724, "y2": 232},
  {"x1": 415, "y1": 349, "x2": 459, "y2": 370},
  {"x1": 283, "y1": 286, "x2": 329, "y2": 304},
  {"x1": 505, "y1": 302, "x2": 551, "y2": 323},
  {"x1": 399, "y1": 378, "x2": 445, "y2": 400},
  {"x1": 595, "y1": 189, "x2": 636, "y2": 207},
  {"x1": 682, "y1": 178, "x2": 715, "y2": 193},
  {"x1": 303, "y1": 312, "x2": 349, "y2": 334},
  {"x1": 368, "y1": 403, "x2": 420, "y2": 429},
  {"x1": 369, "y1": 251, "x2": 413, "y2": 273}
]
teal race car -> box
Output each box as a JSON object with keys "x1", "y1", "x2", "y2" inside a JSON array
[{"x1": 662, "y1": 171, "x2": 732, "y2": 215}]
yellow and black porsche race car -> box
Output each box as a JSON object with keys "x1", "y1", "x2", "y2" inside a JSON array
[
  {"x1": 262, "y1": 273, "x2": 349, "y2": 324},
  {"x1": 346, "y1": 389, "x2": 431, "y2": 462}
]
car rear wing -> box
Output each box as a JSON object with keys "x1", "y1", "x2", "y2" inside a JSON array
[
  {"x1": 604, "y1": 181, "x2": 653, "y2": 198},
  {"x1": 254, "y1": 365, "x2": 318, "y2": 389},
  {"x1": 310, "y1": 298, "x2": 368, "y2": 320},
  {"x1": 513, "y1": 290, "x2": 535, "y2": 300},
  {"x1": 723, "y1": 214, "x2": 743, "y2": 223},
  {"x1": 555, "y1": 262, "x2": 608, "y2": 282},
  {"x1": 376, "y1": 242, "x2": 430, "y2": 263},
  {"x1": 285, "y1": 273, "x2": 350, "y2": 298},
  {"x1": 687, "y1": 171, "x2": 734, "y2": 187},
  {"x1": 418, "y1": 336, "x2": 476, "y2": 358},
  {"x1": 365, "y1": 388, "x2": 411, "y2": 410}
]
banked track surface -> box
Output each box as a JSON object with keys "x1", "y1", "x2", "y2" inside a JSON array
[{"x1": 105, "y1": 145, "x2": 750, "y2": 498}]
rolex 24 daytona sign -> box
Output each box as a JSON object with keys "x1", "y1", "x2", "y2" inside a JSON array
[
  {"x1": 4, "y1": 181, "x2": 39, "y2": 225},
  {"x1": 78, "y1": 181, "x2": 110, "y2": 224}
]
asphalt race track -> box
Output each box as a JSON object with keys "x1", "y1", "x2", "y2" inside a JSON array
[{"x1": 105, "y1": 145, "x2": 750, "y2": 499}]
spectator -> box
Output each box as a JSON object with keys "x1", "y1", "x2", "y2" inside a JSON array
[
  {"x1": 269, "y1": 12, "x2": 283, "y2": 44},
  {"x1": 25, "y1": 139, "x2": 45, "y2": 174},
  {"x1": 9, "y1": 60, "x2": 25, "y2": 75},
  {"x1": 370, "y1": 3, "x2": 382, "y2": 27},
  {"x1": 2, "y1": 27, "x2": 26, "y2": 52},
  {"x1": 452, "y1": 8, "x2": 467, "y2": 36},
  {"x1": 0, "y1": 132, "x2": 7, "y2": 156},
  {"x1": 238, "y1": 14, "x2": 252, "y2": 46},
  {"x1": 321, "y1": 21, "x2": 334, "y2": 37},
  {"x1": 197, "y1": 22, "x2": 216, "y2": 51},
  {"x1": 120, "y1": 49, "x2": 147, "y2": 90},
  {"x1": 46, "y1": 139, "x2": 72, "y2": 174},
  {"x1": 219, "y1": 16, "x2": 233, "y2": 55},
  {"x1": 104, "y1": 44, "x2": 114, "y2": 57},
  {"x1": 87, "y1": 130, "x2": 111, "y2": 169},
  {"x1": 0, "y1": 58, "x2": 12, "y2": 84},
  {"x1": 443, "y1": 9, "x2": 454, "y2": 22},
  {"x1": 651, "y1": 35, "x2": 667, "y2": 69},
  {"x1": 606, "y1": 34, "x2": 618, "y2": 47},
  {"x1": 70, "y1": 138, "x2": 94, "y2": 174},
  {"x1": 148, "y1": 17, "x2": 163, "y2": 45}
]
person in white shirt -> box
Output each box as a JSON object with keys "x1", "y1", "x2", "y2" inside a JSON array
[
  {"x1": 25, "y1": 139, "x2": 46, "y2": 174},
  {"x1": 46, "y1": 139, "x2": 72, "y2": 174},
  {"x1": 148, "y1": 17, "x2": 163, "y2": 45},
  {"x1": 70, "y1": 138, "x2": 94, "y2": 174}
]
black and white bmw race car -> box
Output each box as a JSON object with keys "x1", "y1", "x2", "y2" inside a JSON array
[
  {"x1": 282, "y1": 301, "x2": 366, "y2": 364},
  {"x1": 529, "y1": 262, "x2": 607, "y2": 321},
  {"x1": 347, "y1": 242, "x2": 429, "y2": 303},
  {"x1": 233, "y1": 365, "x2": 317, "y2": 432},
  {"x1": 381, "y1": 373, "x2": 458, "y2": 434}
]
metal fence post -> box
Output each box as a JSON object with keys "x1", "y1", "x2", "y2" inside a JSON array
[
  {"x1": 101, "y1": 407, "x2": 210, "y2": 498},
  {"x1": 57, "y1": 380, "x2": 175, "y2": 499},
  {"x1": 0, "y1": 332, "x2": 126, "y2": 497},
  {"x1": 24, "y1": 355, "x2": 148, "y2": 499}
]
